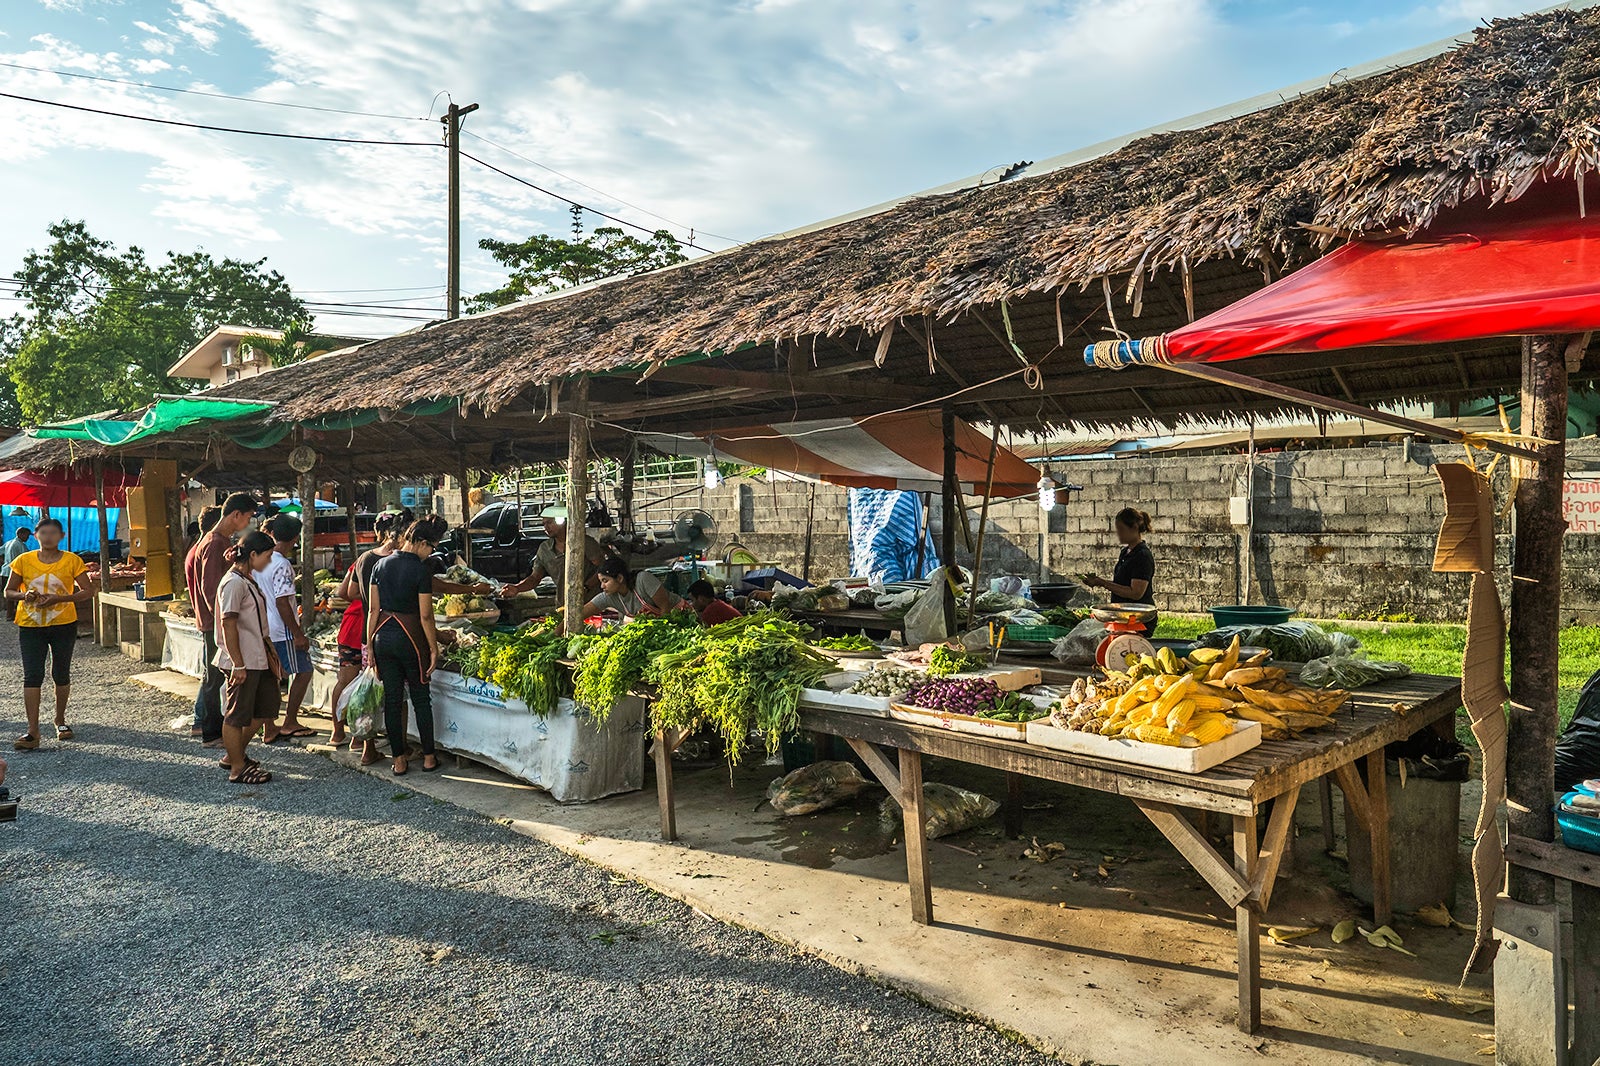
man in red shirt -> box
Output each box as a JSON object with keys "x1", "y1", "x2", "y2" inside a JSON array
[
  {"x1": 186, "y1": 494, "x2": 257, "y2": 746},
  {"x1": 686, "y1": 580, "x2": 742, "y2": 627}
]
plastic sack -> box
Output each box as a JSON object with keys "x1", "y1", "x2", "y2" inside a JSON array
[
  {"x1": 767, "y1": 761, "x2": 872, "y2": 816},
  {"x1": 1556, "y1": 666, "x2": 1600, "y2": 792},
  {"x1": 1196, "y1": 621, "x2": 1338, "y2": 662},
  {"x1": 904, "y1": 567, "x2": 957, "y2": 646},
  {"x1": 1301, "y1": 648, "x2": 1411, "y2": 689},
  {"x1": 338, "y1": 667, "x2": 384, "y2": 741},
  {"x1": 1052, "y1": 618, "x2": 1108, "y2": 668},
  {"x1": 879, "y1": 782, "x2": 1000, "y2": 839},
  {"x1": 873, "y1": 588, "x2": 919, "y2": 620}
]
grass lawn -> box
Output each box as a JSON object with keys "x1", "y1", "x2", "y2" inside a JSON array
[{"x1": 1158, "y1": 616, "x2": 1600, "y2": 745}]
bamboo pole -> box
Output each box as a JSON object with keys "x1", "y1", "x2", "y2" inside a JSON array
[
  {"x1": 802, "y1": 481, "x2": 817, "y2": 584},
  {"x1": 941, "y1": 409, "x2": 958, "y2": 633},
  {"x1": 342, "y1": 467, "x2": 358, "y2": 569},
  {"x1": 457, "y1": 450, "x2": 472, "y2": 567},
  {"x1": 966, "y1": 432, "x2": 1000, "y2": 625},
  {"x1": 1506, "y1": 334, "x2": 1569, "y2": 905},
  {"x1": 564, "y1": 378, "x2": 590, "y2": 636},
  {"x1": 297, "y1": 468, "x2": 317, "y2": 627},
  {"x1": 619, "y1": 440, "x2": 637, "y2": 535}
]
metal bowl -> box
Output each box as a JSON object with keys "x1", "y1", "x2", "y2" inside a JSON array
[{"x1": 1029, "y1": 583, "x2": 1083, "y2": 606}]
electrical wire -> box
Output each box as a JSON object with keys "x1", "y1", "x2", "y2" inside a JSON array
[
  {"x1": 462, "y1": 129, "x2": 739, "y2": 245},
  {"x1": 460, "y1": 151, "x2": 717, "y2": 253},
  {"x1": 0, "y1": 90, "x2": 442, "y2": 146},
  {"x1": 0, "y1": 60, "x2": 434, "y2": 122}
]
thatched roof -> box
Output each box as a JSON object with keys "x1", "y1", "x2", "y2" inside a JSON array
[{"x1": 22, "y1": 5, "x2": 1599, "y2": 483}]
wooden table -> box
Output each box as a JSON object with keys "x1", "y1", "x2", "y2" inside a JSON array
[
  {"x1": 652, "y1": 672, "x2": 1461, "y2": 1033},
  {"x1": 97, "y1": 590, "x2": 172, "y2": 663}
]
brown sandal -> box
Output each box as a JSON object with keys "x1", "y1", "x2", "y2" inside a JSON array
[
  {"x1": 55, "y1": 724, "x2": 74, "y2": 741},
  {"x1": 13, "y1": 734, "x2": 39, "y2": 751},
  {"x1": 229, "y1": 765, "x2": 271, "y2": 785}
]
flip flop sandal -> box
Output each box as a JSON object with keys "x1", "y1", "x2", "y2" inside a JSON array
[
  {"x1": 421, "y1": 758, "x2": 441, "y2": 772},
  {"x1": 262, "y1": 732, "x2": 291, "y2": 745},
  {"x1": 280, "y1": 727, "x2": 318, "y2": 738},
  {"x1": 13, "y1": 734, "x2": 39, "y2": 751},
  {"x1": 392, "y1": 760, "x2": 409, "y2": 776},
  {"x1": 55, "y1": 725, "x2": 74, "y2": 741},
  {"x1": 229, "y1": 766, "x2": 271, "y2": 785}
]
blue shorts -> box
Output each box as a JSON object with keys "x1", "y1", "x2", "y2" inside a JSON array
[{"x1": 274, "y1": 640, "x2": 314, "y2": 676}]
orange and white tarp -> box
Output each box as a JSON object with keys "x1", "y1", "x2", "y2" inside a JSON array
[{"x1": 639, "y1": 412, "x2": 1038, "y2": 497}]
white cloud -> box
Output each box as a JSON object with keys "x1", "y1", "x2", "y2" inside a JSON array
[
  {"x1": 132, "y1": 20, "x2": 166, "y2": 35},
  {"x1": 129, "y1": 58, "x2": 171, "y2": 73}
]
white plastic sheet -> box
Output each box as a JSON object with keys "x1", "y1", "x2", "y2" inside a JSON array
[
  {"x1": 426, "y1": 671, "x2": 646, "y2": 803},
  {"x1": 159, "y1": 615, "x2": 207, "y2": 679}
]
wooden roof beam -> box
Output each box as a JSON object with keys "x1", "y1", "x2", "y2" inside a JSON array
[{"x1": 641, "y1": 362, "x2": 937, "y2": 403}]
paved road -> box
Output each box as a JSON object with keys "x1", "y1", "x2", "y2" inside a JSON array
[{"x1": 0, "y1": 636, "x2": 1058, "y2": 1066}]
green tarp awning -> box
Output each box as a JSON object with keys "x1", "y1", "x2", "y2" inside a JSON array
[{"x1": 36, "y1": 398, "x2": 275, "y2": 446}]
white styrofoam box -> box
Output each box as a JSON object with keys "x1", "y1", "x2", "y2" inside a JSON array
[
  {"x1": 1025, "y1": 717, "x2": 1262, "y2": 773},
  {"x1": 799, "y1": 672, "x2": 894, "y2": 716}
]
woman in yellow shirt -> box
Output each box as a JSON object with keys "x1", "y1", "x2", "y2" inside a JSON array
[{"x1": 5, "y1": 517, "x2": 94, "y2": 750}]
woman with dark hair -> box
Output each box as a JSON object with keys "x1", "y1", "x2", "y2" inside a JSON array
[
  {"x1": 7, "y1": 517, "x2": 93, "y2": 750},
  {"x1": 367, "y1": 515, "x2": 445, "y2": 775},
  {"x1": 215, "y1": 529, "x2": 283, "y2": 784},
  {"x1": 1083, "y1": 507, "x2": 1158, "y2": 632},
  {"x1": 581, "y1": 557, "x2": 678, "y2": 620},
  {"x1": 330, "y1": 506, "x2": 412, "y2": 752}
]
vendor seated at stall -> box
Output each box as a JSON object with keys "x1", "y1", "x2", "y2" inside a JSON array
[
  {"x1": 1082, "y1": 506, "x2": 1157, "y2": 633},
  {"x1": 581, "y1": 558, "x2": 678, "y2": 620},
  {"x1": 686, "y1": 579, "x2": 741, "y2": 626},
  {"x1": 505, "y1": 506, "x2": 606, "y2": 604}
]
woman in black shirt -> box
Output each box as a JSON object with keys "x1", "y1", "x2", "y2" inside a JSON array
[
  {"x1": 367, "y1": 515, "x2": 445, "y2": 775},
  {"x1": 1084, "y1": 507, "x2": 1158, "y2": 634}
]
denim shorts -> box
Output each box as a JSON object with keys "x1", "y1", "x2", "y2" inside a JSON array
[{"x1": 274, "y1": 640, "x2": 314, "y2": 675}]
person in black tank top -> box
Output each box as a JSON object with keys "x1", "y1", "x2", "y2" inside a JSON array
[
  {"x1": 367, "y1": 516, "x2": 446, "y2": 775},
  {"x1": 1084, "y1": 507, "x2": 1158, "y2": 635}
]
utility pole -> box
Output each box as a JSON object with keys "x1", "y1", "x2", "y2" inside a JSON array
[{"x1": 442, "y1": 100, "x2": 480, "y2": 320}]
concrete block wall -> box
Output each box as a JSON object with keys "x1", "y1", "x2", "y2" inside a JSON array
[{"x1": 583, "y1": 439, "x2": 1600, "y2": 624}]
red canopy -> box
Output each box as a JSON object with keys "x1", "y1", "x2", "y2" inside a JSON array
[
  {"x1": 0, "y1": 469, "x2": 131, "y2": 509},
  {"x1": 1087, "y1": 178, "x2": 1600, "y2": 367}
]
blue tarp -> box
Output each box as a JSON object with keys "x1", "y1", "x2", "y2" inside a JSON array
[
  {"x1": 3, "y1": 508, "x2": 121, "y2": 556},
  {"x1": 847, "y1": 488, "x2": 936, "y2": 583}
]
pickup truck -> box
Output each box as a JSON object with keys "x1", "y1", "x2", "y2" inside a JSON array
[{"x1": 436, "y1": 502, "x2": 551, "y2": 582}]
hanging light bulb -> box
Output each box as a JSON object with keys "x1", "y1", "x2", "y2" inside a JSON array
[
  {"x1": 1037, "y1": 470, "x2": 1057, "y2": 512},
  {"x1": 704, "y1": 457, "x2": 721, "y2": 490}
]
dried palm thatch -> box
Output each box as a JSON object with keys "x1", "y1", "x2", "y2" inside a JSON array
[{"x1": 195, "y1": 7, "x2": 1600, "y2": 436}]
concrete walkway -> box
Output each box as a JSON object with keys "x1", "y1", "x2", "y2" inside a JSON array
[{"x1": 134, "y1": 668, "x2": 1492, "y2": 1065}]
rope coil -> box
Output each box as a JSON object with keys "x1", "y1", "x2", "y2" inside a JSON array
[{"x1": 1084, "y1": 335, "x2": 1171, "y2": 370}]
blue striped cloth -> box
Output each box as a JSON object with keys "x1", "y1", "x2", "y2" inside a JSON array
[{"x1": 847, "y1": 488, "x2": 936, "y2": 583}]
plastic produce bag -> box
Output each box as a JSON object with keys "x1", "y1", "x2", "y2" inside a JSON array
[
  {"x1": 338, "y1": 667, "x2": 384, "y2": 741},
  {"x1": 1196, "y1": 620, "x2": 1339, "y2": 662},
  {"x1": 767, "y1": 761, "x2": 872, "y2": 816},
  {"x1": 904, "y1": 567, "x2": 958, "y2": 646},
  {"x1": 1556, "y1": 666, "x2": 1600, "y2": 792},
  {"x1": 873, "y1": 588, "x2": 919, "y2": 620},
  {"x1": 1301, "y1": 648, "x2": 1412, "y2": 689},
  {"x1": 879, "y1": 782, "x2": 1000, "y2": 839},
  {"x1": 1052, "y1": 618, "x2": 1108, "y2": 668}
]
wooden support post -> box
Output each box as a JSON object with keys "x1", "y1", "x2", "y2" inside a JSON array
[
  {"x1": 93, "y1": 461, "x2": 111, "y2": 643},
  {"x1": 1318, "y1": 775, "x2": 1336, "y2": 853},
  {"x1": 900, "y1": 747, "x2": 933, "y2": 925},
  {"x1": 457, "y1": 450, "x2": 473, "y2": 568},
  {"x1": 342, "y1": 468, "x2": 358, "y2": 570},
  {"x1": 1233, "y1": 811, "x2": 1261, "y2": 1033},
  {"x1": 1365, "y1": 749, "x2": 1392, "y2": 927},
  {"x1": 297, "y1": 469, "x2": 317, "y2": 627},
  {"x1": 564, "y1": 378, "x2": 590, "y2": 637},
  {"x1": 1507, "y1": 334, "x2": 1568, "y2": 906},
  {"x1": 940, "y1": 409, "x2": 958, "y2": 634},
  {"x1": 653, "y1": 728, "x2": 678, "y2": 842},
  {"x1": 1575, "y1": 883, "x2": 1600, "y2": 1066},
  {"x1": 619, "y1": 440, "x2": 637, "y2": 535},
  {"x1": 966, "y1": 433, "x2": 1000, "y2": 626},
  {"x1": 1252, "y1": 789, "x2": 1299, "y2": 914},
  {"x1": 801, "y1": 481, "x2": 816, "y2": 584},
  {"x1": 1003, "y1": 772, "x2": 1024, "y2": 839}
]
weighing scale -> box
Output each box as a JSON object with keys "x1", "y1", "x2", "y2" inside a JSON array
[{"x1": 1091, "y1": 603, "x2": 1158, "y2": 669}]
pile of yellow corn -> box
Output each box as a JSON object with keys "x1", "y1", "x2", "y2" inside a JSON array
[{"x1": 1050, "y1": 636, "x2": 1349, "y2": 746}]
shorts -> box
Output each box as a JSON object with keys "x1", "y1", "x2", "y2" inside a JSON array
[
  {"x1": 224, "y1": 669, "x2": 280, "y2": 728},
  {"x1": 274, "y1": 640, "x2": 314, "y2": 675},
  {"x1": 338, "y1": 643, "x2": 364, "y2": 668}
]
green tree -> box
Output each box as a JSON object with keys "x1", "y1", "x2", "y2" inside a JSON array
[
  {"x1": 469, "y1": 212, "x2": 687, "y2": 312},
  {"x1": 3, "y1": 220, "x2": 306, "y2": 423},
  {"x1": 242, "y1": 319, "x2": 353, "y2": 368}
]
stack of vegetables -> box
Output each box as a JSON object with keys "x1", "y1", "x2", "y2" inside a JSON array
[
  {"x1": 812, "y1": 633, "x2": 876, "y2": 652},
  {"x1": 571, "y1": 614, "x2": 701, "y2": 719},
  {"x1": 1049, "y1": 637, "x2": 1350, "y2": 745},
  {"x1": 900, "y1": 676, "x2": 1047, "y2": 723},
  {"x1": 443, "y1": 619, "x2": 570, "y2": 714},
  {"x1": 650, "y1": 615, "x2": 836, "y2": 763}
]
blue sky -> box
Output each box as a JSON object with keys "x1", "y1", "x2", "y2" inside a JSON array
[{"x1": 0, "y1": 0, "x2": 1547, "y2": 336}]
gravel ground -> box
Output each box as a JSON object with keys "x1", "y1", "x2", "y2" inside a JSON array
[{"x1": 0, "y1": 635, "x2": 1060, "y2": 1066}]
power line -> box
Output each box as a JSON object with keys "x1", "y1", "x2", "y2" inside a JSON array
[
  {"x1": 460, "y1": 150, "x2": 716, "y2": 253},
  {"x1": 0, "y1": 90, "x2": 442, "y2": 146},
  {"x1": 0, "y1": 277, "x2": 443, "y2": 320},
  {"x1": 0, "y1": 60, "x2": 433, "y2": 122},
  {"x1": 462, "y1": 129, "x2": 739, "y2": 244}
]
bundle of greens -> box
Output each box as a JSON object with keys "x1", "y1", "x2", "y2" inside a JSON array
[
  {"x1": 651, "y1": 614, "x2": 835, "y2": 764},
  {"x1": 446, "y1": 620, "x2": 569, "y2": 714},
  {"x1": 572, "y1": 615, "x2": 700, "y2": 719},
  {"x1": 813, "y1": 633, "x2": 876, "y2": 652},
  {"x1": 927, "y1": 645, "x2": 986, "y2": 677}
]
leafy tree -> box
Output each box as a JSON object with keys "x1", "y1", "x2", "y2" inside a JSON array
[
  {"x1": 243, "y1": 319, "x2": 353, "y2": 368},
  {"x1": 3, "y1": 220, "x2": 306, "y2": 423},
  {"x1": 469, "y1": 209, "x2": 687, "y2": 312}
]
